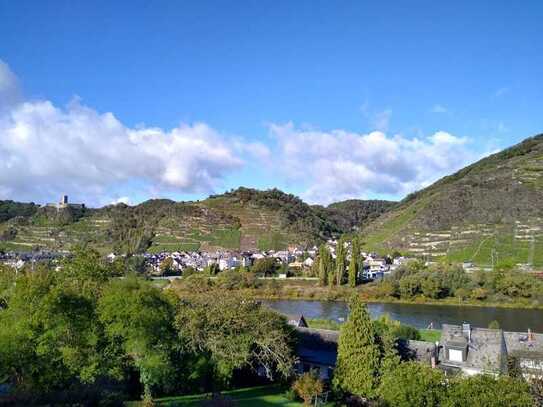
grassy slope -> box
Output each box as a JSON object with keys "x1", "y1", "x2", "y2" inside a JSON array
[{"x1": 362, "y1": 134, "x2": 543, "y2": 267}]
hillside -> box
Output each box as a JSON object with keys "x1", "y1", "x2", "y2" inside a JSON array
[
  {"x1": 362, "y1": 134, "x2": 543, "y2": 268},
  {"x1": 0, "y1": 188, "x2": 393, "y2": 254}
]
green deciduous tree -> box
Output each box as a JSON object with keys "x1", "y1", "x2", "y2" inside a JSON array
[
  {"x1": 175, "y1": 290, "x2": 294, "y2": 385},
  {"x1": 444, "y1": 375, "x2": 533, "y2": 407},
  {"x1": 0, "y1": 269, "x2": 111, "y2": 395},
  {"x1": 98, "y1": 276, "x2": 179, "y2": 399},
  {"x1": 379, "y1": 361, "x2": 446, "y2": 407},
  {"x1": 251, "y1": 257, "x2": 279, "y2": 276},
  {"x1": 333, "y1": 296, "x2": 381, "y2": 398}
]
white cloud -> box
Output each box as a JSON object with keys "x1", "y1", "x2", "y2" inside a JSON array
[
  {"x1": 268, "y1": 123, "x2": 476, "y2": 204},
  {"x1": 0, "y1": 60, "x2": 247, "y2": 205},
  {"x1": 110, "y1": 196, "x2": 131, "y2": 205},
  {"x1": 431, "y1": 104, "x2": 448, "y2": 113}
]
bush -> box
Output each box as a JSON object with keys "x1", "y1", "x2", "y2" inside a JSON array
[
  {"x1": 216, "y1": 271, "x2": 243, "y2": 290},
  {"x1": 443, "y1": 375, "x2": 534, "y2": 407},
  {"x1": 379, "y1": 362, "x2": 446, "y2": 407},
  {"x1": 292, "y1": 371, "x2": 324, "y2": 405},
  {"x1": 251, "y1": 257, "x2": 280, "y2": 276},
  {"x1": 181, "y1": 274, "x2": 213, "y2": 292}
]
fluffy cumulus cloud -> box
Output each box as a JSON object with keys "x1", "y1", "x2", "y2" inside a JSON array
[
  {"x1": 0, "y1": 61, "x2": 252, "y2": 205},
  {"x1": 268, "y1": 123, "x2": 477, "y2": 204}
]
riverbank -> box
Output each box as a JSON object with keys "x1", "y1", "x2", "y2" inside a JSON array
[
  {"x1": 170, "y1": 276, "x2": 543, "y2": 310},
  {"x1": 239, "y1": 284, "x2": 543, "y2": 310}
]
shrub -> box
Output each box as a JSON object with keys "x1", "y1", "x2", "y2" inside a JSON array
[
  {"x1": 292, "y1": 371, "x2": 324, "y2": 405},
  {"x1": 216, "y1": 271, "x2": 243, "y2": 290},
  {"x1": 181, "y1": 274, "x2": 213, "y2": 292},
  {"x1": 444, "y1": 375, "x2": 534, "y2": 407},
  {"x1": 379, "y1": 362, "x2": 446, "y2": 407}
]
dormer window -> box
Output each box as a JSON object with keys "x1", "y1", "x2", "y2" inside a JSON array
[{"x1": 449, "y1": 348, "x2": 464, "y2": 362}]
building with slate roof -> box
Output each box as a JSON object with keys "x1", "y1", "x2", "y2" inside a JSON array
[
  {"x1": 439, "y1": 323, "x2": 508, "y2": 375},
  {"x1": 294, "y1": 327, "x2": 339, "y2": 380},
  {"x1": 504, "y1": 329, "x2": 543, "y2": 377}
]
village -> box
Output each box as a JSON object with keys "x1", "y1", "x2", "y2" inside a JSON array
[{"x1": 111, "y1": 239, "x2": 410, "y2": 280}]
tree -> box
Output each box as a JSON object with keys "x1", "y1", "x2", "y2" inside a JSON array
[
  {"x1": 379, "y1": 362, "x2": 446, "y2": 407},
  {"x1": 399, "y1": 274, "x2": 421, "y2": 298},
  {"x1": 59, "y1": 247, "x2": 113, "y2": 298},
  {"x1": 292, "y1": 371, "x2": 324, "y2": 405},
  {"x1": 318, "y1": 245, "x2": 331, "y2": 286},
  {"x1": 349, "y1": 238, "x2": 360, "y2": 287},
  {"x1": 335, "y1": 238, "x2": 347, "y2": 286},
  {"x1": 0, "y1": 266, "x2": 114, "y2": 397},
  {"x1": 251, "y1": 257, "x2": 279, "y2": 277},
  {"x1": 333, "y1": 296, "x2": 381, "y2": 398},
  {"x1": 215, "y1": 270, "x2": 243, "y2": 290},
  {"x1": 443, "y1": 375, "x2": 533, "y2": 407},
  {"x1": 204, "y1": 263, "x2": 220, "y2": 276},
  {"x1": 421, "y1": 273, "x2": 441, "y2": 299},
  {"x1": 98, "y1": 276, "x2": 179, "y2": 400},
  {"x1": 175, "y1": 291, "x2": 294, "y2": 385},
  {"x1": 159, "y1": 257, "x2": 174, "y2": 275}
]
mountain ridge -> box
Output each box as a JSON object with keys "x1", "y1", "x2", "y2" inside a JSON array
[
  {"x1": 361, "y1": 133, "x2": 543, "y2": 268},
  {"x1": 0, "y1": 187, "x2": 394, "y2": 253}
]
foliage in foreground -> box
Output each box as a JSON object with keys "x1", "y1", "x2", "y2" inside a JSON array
[
  {"x1": 0, "y1": 249, "x2": 294, "y2": 403},
  {"x1": 333, "y1": 296, "x2": 383, "y2": 398}
]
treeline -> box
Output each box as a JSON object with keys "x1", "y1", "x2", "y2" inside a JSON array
[
  {"x1": 0, "y1": 249, "x2": 293, "y2": 404},
  {"x1": 0, "y1": 200, "x2": 38, "y2": 222},
  {"x1": 374, "y1": 260, "x2": 543, "y2": 304},
  {"x1": 316, "y1": 237, "x2": 363, "y2": 288}
]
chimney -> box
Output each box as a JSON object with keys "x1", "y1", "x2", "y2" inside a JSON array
[{"x1": 462, "y1": 323, "x2": 471, "y2": 343}]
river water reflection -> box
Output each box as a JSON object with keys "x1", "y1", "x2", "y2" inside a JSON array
[{"x1": 263, "y1": 300, "x2": 543, "y2": 332}]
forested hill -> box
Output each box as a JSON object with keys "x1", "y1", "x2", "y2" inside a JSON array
[
  {"x1": 0, "y1": 188, "x2": 393, "y2": 254},
  {"x1": 362, "y1": 133, "x2": 543, "y2": 268}
]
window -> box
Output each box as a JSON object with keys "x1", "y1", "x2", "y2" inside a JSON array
[
  {"x1": 449, "y1": 348, "x2": 463, "y2": 362},
  {"x1": 520, "y1": 359, "x2": 543, "y2": 370}
]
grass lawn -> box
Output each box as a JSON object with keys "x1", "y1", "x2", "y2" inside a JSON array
[
  {"x1": 419, "y1": 329, "x2": 441, "y2": 342},
  {"x1": 125, "y1": 385, "x2": 310, "y2": 406}
]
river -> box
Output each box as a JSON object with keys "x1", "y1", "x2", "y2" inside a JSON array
[{"x1": 263, "y1": 300, "x2": 543, "y2": 333}]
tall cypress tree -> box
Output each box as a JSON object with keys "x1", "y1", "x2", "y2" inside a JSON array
[
  {"x1": 349, "y1": 238, "x2": 359, "y2": 288},
  {"x1": 336, "y1": 237, "x2": 347, "y2": 286},
  {"x1": 318, "y1": 245, "x2": 330, "y2": 286},
  {"x1": 333, "y1": 295, "x2": 381, "y2": 398}
]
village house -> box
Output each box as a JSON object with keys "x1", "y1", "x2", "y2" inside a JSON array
[
  {"x1": 439, "y1": 323, "x2": 543, "y2": 378},
  {"x1": 294, "y1": 327, "x2": 339, "y2": 380}
]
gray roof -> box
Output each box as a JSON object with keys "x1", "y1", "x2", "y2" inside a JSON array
[
  {"x1": 440, "y1": 324, "x2": 507, "y2": 373},
  {"x1": 504, "y1": 330, "x2": 543, "y2": 359},
  {"x1": 284, "y1": 314, "x2": 309, "y2": 328},
  {"x1": 404, "y1": 340, "x2": 436, "y2": 364},
  {"x1": 294, "y1": 327, "x2": 339, "y2": 367}
]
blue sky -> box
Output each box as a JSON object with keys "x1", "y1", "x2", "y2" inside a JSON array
[{"x1": 0, "y1": 1, "x2": 542, "y2": 206}]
